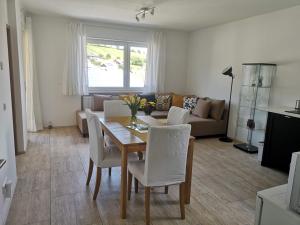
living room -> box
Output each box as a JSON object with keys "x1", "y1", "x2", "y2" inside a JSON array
[{"x1": 1, "y1": 0, "x2": 300, "y2": 225}]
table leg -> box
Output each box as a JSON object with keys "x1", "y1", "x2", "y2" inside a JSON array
[
  {"x1": 120, "y1": 147, "x2": 128, "y2": 219},
  {"x1": 185, "y1": 140, "x2": 194, "y2": 204}
]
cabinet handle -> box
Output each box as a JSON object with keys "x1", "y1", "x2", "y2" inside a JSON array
[{"x1": 284, "y1": 115, "x2": 291, "y2": 119}]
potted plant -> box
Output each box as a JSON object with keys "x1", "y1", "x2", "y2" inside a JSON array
[{"x1": 142, "y1": 101, "x2": 156, "y2": 115}]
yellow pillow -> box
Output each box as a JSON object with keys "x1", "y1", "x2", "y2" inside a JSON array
[
  {"x1": 172, "y1": 95, "x2": 184, "y2": 108},
  {"x1": 119, "y1": 95, "x2": 131, "y2": 101}
]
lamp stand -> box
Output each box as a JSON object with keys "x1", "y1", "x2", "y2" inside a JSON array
[{"x1": 219, "y1": 76, "x2": 233, "y2": 143}]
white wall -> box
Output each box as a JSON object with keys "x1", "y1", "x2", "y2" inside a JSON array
[
  {"x1": 0, "y1": 0, "x2": 17, "y2": 223},
  {"x1": 165, "y1": 30, "x2": 188, "y2": 93},
  {"x1": 186, "y1": 5, "x2": 300, "y2": 139},
  {"x1": 32, "y1": 15, "x2": 189, "y2": 127}
]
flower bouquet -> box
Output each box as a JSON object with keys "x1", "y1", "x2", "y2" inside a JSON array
[
  {"x1": 142, "y1": 101, "x2": 156, "y2": 115},
  {"x1": 123, "y1": 95, "x2": 147, "y2": 125}
]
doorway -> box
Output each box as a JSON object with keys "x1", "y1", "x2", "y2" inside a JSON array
[{"x1": 6, "y1": 25, "x2": 17, "y2": 154}]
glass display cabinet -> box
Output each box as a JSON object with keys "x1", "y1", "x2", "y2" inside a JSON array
[{"x1": 234, "y1": 63, "x2": 277, "y2": 153}]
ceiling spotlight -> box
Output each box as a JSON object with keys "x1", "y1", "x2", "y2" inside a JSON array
[{"x1": 135, "y1": 6, "x2": 155, "y2": 22}]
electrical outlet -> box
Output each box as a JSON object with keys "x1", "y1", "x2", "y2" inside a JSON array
[
  {"x1": 48, "y1": 121, "x2": 53, "y2": 129},
  {"x1": 2, "y1": 178, "x2": 12, "y2": 198}
]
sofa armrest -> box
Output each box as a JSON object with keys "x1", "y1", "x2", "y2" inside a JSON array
[{"x1": 76, "y1": 110, "x2": 88, "y2": 137}]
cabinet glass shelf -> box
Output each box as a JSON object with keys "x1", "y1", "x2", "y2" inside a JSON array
[{"x1": 235, "y1": 63, "x2": 276, "y2": 152}]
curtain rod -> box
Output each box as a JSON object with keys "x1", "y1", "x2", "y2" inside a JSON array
[
  {"x1": 79, "y1": 20, "x2": 161, "y2": 33},
  {"x1": 87, "y1": 37, "x2": 147, "y2": 44}
]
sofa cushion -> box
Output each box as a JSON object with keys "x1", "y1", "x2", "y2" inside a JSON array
[
  {"x1": 119, "y1": 94, "x2": 134, "y2": 101},
  {"x1": 155, "y1": 94, "x2": 172, "y2": 111},
  {"x1": 172, "y1": 95, "x2": 184, "y2": 108},
  {"x1": 192, "y1": 99, "x2": 211, "y2": 118},
  {"x1": 183, "y1": 96, "x2": 198, "y2": 111},
  {"x1": 93, "y1": 95, "x2": 113, "y2": 111},
  {"x1": 150, "y1": 110, "x2": 169, "y2": 118},
  {"x1": 77, "y1": 111, "x2": 104, "y2": 120},
  {"x1": 209, "y1": 99, "x2": 225, "y2": 120},
  {"x1": 138, "y1": 93, "x2": 156, "y2": 103},
  {"x1": 187, "y1": 114, "x2": 215, "y2": 123},
  {"x1": 187, "y1": 114, "x2": 226, "y2": 137}
]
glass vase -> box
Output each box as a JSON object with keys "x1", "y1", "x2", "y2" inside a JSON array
[{"x1": 130, "y1": 109, "x2": 138, "y2": 126}]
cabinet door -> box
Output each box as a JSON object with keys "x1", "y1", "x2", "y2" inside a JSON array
[{"x1": 262, "y1": 113, "x2": 300, "y2": 172}]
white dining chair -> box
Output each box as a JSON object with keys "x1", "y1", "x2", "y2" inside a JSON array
[
  {"x1": 127, "y1": 124, "x2": 191, "y2": 225},
  {"x1": 167, "y1": 106, "x2": 190, "y2": 125},
  {"x1": 85, "y1": 109, "x2": 137, "y2": 200},
  {"x1": 103, "y1": 100, "x2": 133, "y2": 175},
  {"x1": 103, "y1": 100, "x2": 131, "y2": 118},
  {"x1": 164, "y1": 106, "x2": 190, "y2": 194}
]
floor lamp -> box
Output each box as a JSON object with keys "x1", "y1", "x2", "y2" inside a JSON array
[{"x1": 219, "y1": 66, "x2": 234, "y2": 143}]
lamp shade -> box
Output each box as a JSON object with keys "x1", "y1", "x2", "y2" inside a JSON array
[{"x1": 222, "y1": 66, "x2": 233, "y2": 77}]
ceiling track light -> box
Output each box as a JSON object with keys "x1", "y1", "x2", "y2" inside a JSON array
[{"x1": 135, "y1": 6, "x2": 155, "y2": 22}]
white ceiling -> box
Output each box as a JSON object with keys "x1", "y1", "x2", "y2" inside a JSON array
[{"x1": 21, "y1": 0, "x2": 300, "y2": 31}]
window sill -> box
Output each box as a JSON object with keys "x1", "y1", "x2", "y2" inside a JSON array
[{"x1": 88, "y1": 88, "x2": 146, "y2": 95}]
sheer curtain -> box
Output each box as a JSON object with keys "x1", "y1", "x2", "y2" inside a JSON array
[
  {"x1": 145, "y1": 31, "x2": 166, "y2": 93},
  {"x1": 62, "y1": 22, "x2": 88, "y2": 96},
  {"x1": 23, "y1": 16, "x2": 43, "y2": 132}
]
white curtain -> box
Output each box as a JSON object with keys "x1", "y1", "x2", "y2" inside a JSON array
[
  {"x1": 62, "y1": 22, "x2": 88, "y2": 96},
  {"x1": 23, "y1": 16, "x2": 43, "y2": 132},
  {"x1": 145, "y1": 31, "x2": 166, "y2": 93}
]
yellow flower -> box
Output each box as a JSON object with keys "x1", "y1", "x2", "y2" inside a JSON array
[
  {"x1": 149, "y1": 101, "x2": 155, "y2": 106},
  {"x1": 140, "y1": 98, "x2": 147, "y2": 106},
  {"x1": 129, "y1": 95, "x2": 135, "y2": 103}
]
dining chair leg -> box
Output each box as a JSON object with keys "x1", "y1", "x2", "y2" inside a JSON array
[
  {"x1": 164, "y1": 186, "x2": 168, "y2": 194},
  {"x1": 179, "y1": 183, "x2": 185, "y2": 219},
  {"x1": 93, "y1": 167, "x2": 102, "y2": 200},
  {"x1": 108, "y1": 167, "x2": 112, "y2": 176},
  {"x1": 86, "y1": 158, "x2": 93, "y2": 185},
  {"x1": 128, "y1": 172, "x2": 132, "y2": 200},
  {"x1": 134, "y1": 178, "x2": 139, "y2": 193},
  {"x1": 145, "y1": 187, "x2": 151, "y2": 225}
]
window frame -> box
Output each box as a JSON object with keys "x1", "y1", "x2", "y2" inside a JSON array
[{"x1": 87, "y1": 38, "x2": 147, "y2": 93}]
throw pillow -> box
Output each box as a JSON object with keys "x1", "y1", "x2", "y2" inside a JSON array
[
  {"x1": 138, "y1": 93, "x2": 156, "y2": 103},
  {"x1": 183, "y1": 96, "x2": 198, "y2": 111},
  {"x1": 209, "y1": 99, "x2": 225, "y2": 120},
  {"x1": 93, "y1": 95, "x2": 113, "y2": 111},
  {"x1": 156, "y1": 95, "x2": 172, "y2": 111},
  {"x1": 192, "y1": 99, "x2": 211, "y2": 118},
  {"x1": 172, "y1": 95, "x2": 184, "y2": 108},
  {"x1": 119, "y1": 95, "x2": 132, "y2": 101}
]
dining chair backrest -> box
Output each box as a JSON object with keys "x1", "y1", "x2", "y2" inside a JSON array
[
  {"x1": 103, "y1": 100, "x2": 131, "y2": 118},
  {"x1": 86, "y1": 109, "x2": 104, "y2": 166},
  {"x1": 167, "y1": 106, "x2": 190, "y2": 125},
  {"x1": 144, "y1": 124, "x2": 191, "y2": 187}
]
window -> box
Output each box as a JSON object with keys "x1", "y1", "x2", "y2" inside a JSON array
[
  {"x1": 130, "y1": 46, "x2": 147, "y2": 88},
  {"x1": 87, "y1": 39, "x2": 147, "y2": 92}
]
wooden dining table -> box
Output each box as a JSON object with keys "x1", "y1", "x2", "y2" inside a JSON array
[{"x1": 99, "y1": 116, "x2": 195, "y2": 219}]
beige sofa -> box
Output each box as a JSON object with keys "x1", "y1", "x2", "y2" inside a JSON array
[{"x1": 76, "y1": 94, "x2": 227, "y2": 138}]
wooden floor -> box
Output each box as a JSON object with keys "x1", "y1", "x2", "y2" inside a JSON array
[{"x1": 6, "y1": 127, "x2": 287, "y2": 225}]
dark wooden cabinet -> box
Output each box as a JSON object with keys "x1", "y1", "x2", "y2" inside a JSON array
[{"x1": 262, "y1": 112, "x2": 300, "y2": 173}]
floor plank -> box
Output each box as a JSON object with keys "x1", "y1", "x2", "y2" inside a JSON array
[{"x1": 6, "y1": 126, "x2": 287, "y2": 225}]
